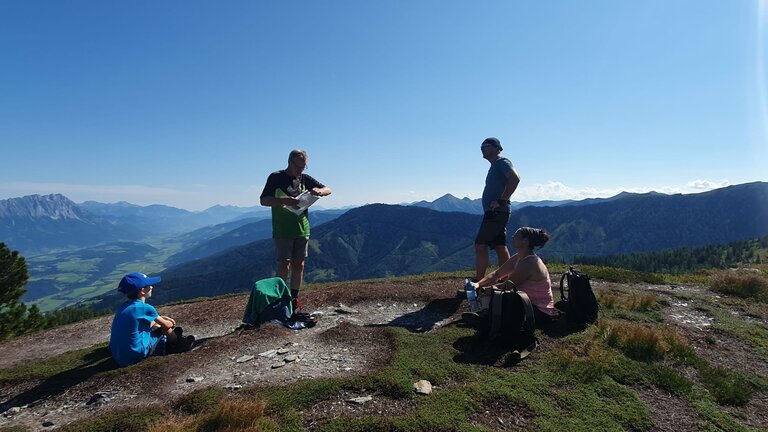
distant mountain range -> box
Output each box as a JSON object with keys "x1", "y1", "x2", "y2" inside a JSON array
[
  {"x1": 408, "y1": 193, "x2": 624, "y2": 214},
  {"x1": 0, "y1": 195, "x2": 271, "y2": 255},
  {"x1": 166, "y1": 209, "x2": 347, "y2": 266},
  {"x1": 7, "y1": 182, "x2": 768, "y2": 311},
  {"x1": 102, "y1": 181, "x2": 768, "y2": 309},
  {"x1": 79, "y1": 200, "x2": 269, "y2": 235},
  {"x1": 0, "y1": 194, "x2": 145, "y2": 254}
]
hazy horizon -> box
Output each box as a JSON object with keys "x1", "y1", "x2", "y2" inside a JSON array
[{"x1": 1, "y1": 179, "x2": 759, "y2": 212}]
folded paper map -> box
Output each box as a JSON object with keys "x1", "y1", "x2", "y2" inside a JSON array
[{"x1": 290, "y1": 190, "x2": 320, "y2": 215}]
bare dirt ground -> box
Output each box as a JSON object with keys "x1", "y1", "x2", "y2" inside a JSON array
[{"x1": 0, "y1": 277, "x2": 765, "y2": 431}]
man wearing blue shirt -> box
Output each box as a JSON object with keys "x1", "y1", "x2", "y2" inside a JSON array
[
  {"x1": 109, "y1": 272, "x2": 193, "y2": 367},
  {"x1": 474, "y1": 137, "x2": 521, "y2": 282}
]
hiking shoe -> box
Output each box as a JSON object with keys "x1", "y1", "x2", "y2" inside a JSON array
[
  {"x1": 168, "y1": 335, "x2": 195, "y2": 353},
  {"x1": 291, "y1": 297, "x2": 312, "y2": 320},
  {"x1": 504, "y1": 350, "x2": 522, "y2": 365}
]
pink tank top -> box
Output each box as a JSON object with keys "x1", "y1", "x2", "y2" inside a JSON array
[{"x1": 516, "y1": 255, "x2": 556, "y2": 316}]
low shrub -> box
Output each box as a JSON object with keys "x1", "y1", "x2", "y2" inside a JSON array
[
  {"x1": 699, "y1": 365, "x2": 753, "y2": 407},
  {"x1": 148, "y1": 415, "x2": 199, "y2": 432},
  {"x1": 597, "y1": 291, "x2": 659, "y2": 312},
  {"x1": 197, "y1": 398, "x2": 269, "y2": 432},
  {"x1": 709, "y1": 270, "x2": 768, "y2": 302},
  {"x1": 551, "y1": 340, "x2": 619, "y2": 382},
  {"x1": 596, "y1": 321, "x2": 689, "y2": 362},
  {"x1": 59, "y1": 407, "x2": 164, "y2": 432}
]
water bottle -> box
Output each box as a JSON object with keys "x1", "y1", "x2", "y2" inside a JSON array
[{"x1": 465, "y1": 278, "x2": 480, "y2": 312}]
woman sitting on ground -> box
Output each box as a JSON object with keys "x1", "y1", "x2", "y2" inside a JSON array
[{"x1": 471, "y1": 227, "x2": 556, "y2": 326}]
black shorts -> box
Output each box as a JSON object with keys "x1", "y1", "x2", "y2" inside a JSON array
[{"x1": 474, "y1": 211, "x2": 510, "y2": 247}]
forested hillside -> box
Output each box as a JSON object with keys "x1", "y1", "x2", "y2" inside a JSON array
[{"x1": 575, "y1": 236, "x2": 768, "y2": 274}]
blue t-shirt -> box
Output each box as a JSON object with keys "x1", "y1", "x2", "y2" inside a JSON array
[
  {"x1": 109, "y1": 300, "x2": 159, "y2": 367},
  {"x1": 481, "y1": 157, "x2": 514, "y2": 212}
]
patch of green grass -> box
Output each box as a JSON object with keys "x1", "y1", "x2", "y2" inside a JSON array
[
  {"x1": 0, "y1": 344, "x2": 116, "y2": 383},
  {"x1": 690, "y1": 395, "x2": 761, "y2": 432},
  {"x1": 646, "y1": 364, "x2": 695, "y2": 396},
  {"x1": 59, "y1": 406, "x2": 164, "y2": 432},
  {"x1": 597, "y1": 288, "x2": 664, "y2": 323},
  {"x1": 696, "y1": 303, "x2": 768, "y2": 358},
  {"x1": 699, "y1": 365, "x2": 753, "y2": 406},
  {"x1": 0, "y1": 426, "x2": 30, "y2": 432},
  {"x1": 175, "y1": 386, "x2": 227, "y2": 414},
  {"x1": 357, "y1": 326, "x2": 476, "y2": 397},
  {"x1": 0, "y1": 343, "x2": 167, "y2": 384},
  {"x1": 467, "y1": 348, "x2": 655, "y2": 431}
]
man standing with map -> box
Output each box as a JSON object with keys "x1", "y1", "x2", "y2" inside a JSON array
[{"x1": 260, "y1": 150, "x2": 332, "y2": 315}]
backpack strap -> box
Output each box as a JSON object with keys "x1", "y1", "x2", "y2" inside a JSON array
[
  {"x1": 508, "y1": 291, "x2": 538, "y2": 362},
  {"x1": 559, "y1": 272, "x2": 568, "y2": 301},
  {"x1": 517, "y1": 291, "x2": 536, "y2": 336},
  {"x1": 489, "y1": 289, "x2": 504, "y2": 339}
]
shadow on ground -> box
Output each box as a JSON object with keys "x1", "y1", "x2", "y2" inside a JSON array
[
  {"x1": 369, "y1": 297, "x2": 464, "y2": 333},
  {"x1": 452, "y1": 315, "x2": 586, "y2": 366},
  {"x1": 0, "y1": 347, "x2": 119, "y2": 414}
]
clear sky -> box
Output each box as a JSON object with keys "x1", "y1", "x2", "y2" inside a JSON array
[{"x1": 1, "y1": 1, "x2": 766, "y2": 210}]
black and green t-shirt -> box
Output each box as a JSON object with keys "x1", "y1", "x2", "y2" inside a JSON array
[{"x1": 260, "y1": 170, "x2": 325, "y2": 239}]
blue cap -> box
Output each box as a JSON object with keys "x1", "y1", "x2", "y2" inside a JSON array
[{"x1": 118, "y1": 272, "x2": 161, "y2": 294}]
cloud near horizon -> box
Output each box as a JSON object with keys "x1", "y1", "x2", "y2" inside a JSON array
[{"x1": 511, "y1": 179, "x2": 731, "y2": 202}]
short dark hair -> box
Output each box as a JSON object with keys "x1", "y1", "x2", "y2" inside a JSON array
[{"x1": 289, "y1": 149, "x2": 308, "y2": 163}]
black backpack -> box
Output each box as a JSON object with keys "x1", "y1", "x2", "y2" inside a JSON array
[
  {"x1": 557, "y1": 267, "x2": 599, "y2": 325},
  {"x1": 480, "y1": 283, "x2": 538, "y2": 361}
]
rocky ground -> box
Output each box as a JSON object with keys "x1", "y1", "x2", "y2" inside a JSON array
[{"x1": 0, "y1": 277, "x2": 765, "y2": 431}]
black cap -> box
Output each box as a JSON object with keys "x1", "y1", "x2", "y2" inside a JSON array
[{"x1": 481, "y1": 137, "x2": 503, "y2": 151}]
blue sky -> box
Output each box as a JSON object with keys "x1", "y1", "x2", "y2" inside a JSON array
[{"x1": 1, "y1": 1, "x2": 766, "y2": 210}]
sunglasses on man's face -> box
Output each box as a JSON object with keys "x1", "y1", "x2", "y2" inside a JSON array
[{"x1": 291, "y1": 159, "x2": 307, "y2": 169}]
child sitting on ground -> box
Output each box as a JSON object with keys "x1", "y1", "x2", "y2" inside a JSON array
[{"x1": 109, "y1": 272, "x2": 194, "y2": 367}]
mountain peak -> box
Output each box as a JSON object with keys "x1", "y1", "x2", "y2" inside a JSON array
[{"x1": 0, "y1": 194, "x2": 86, "y2": 220}]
